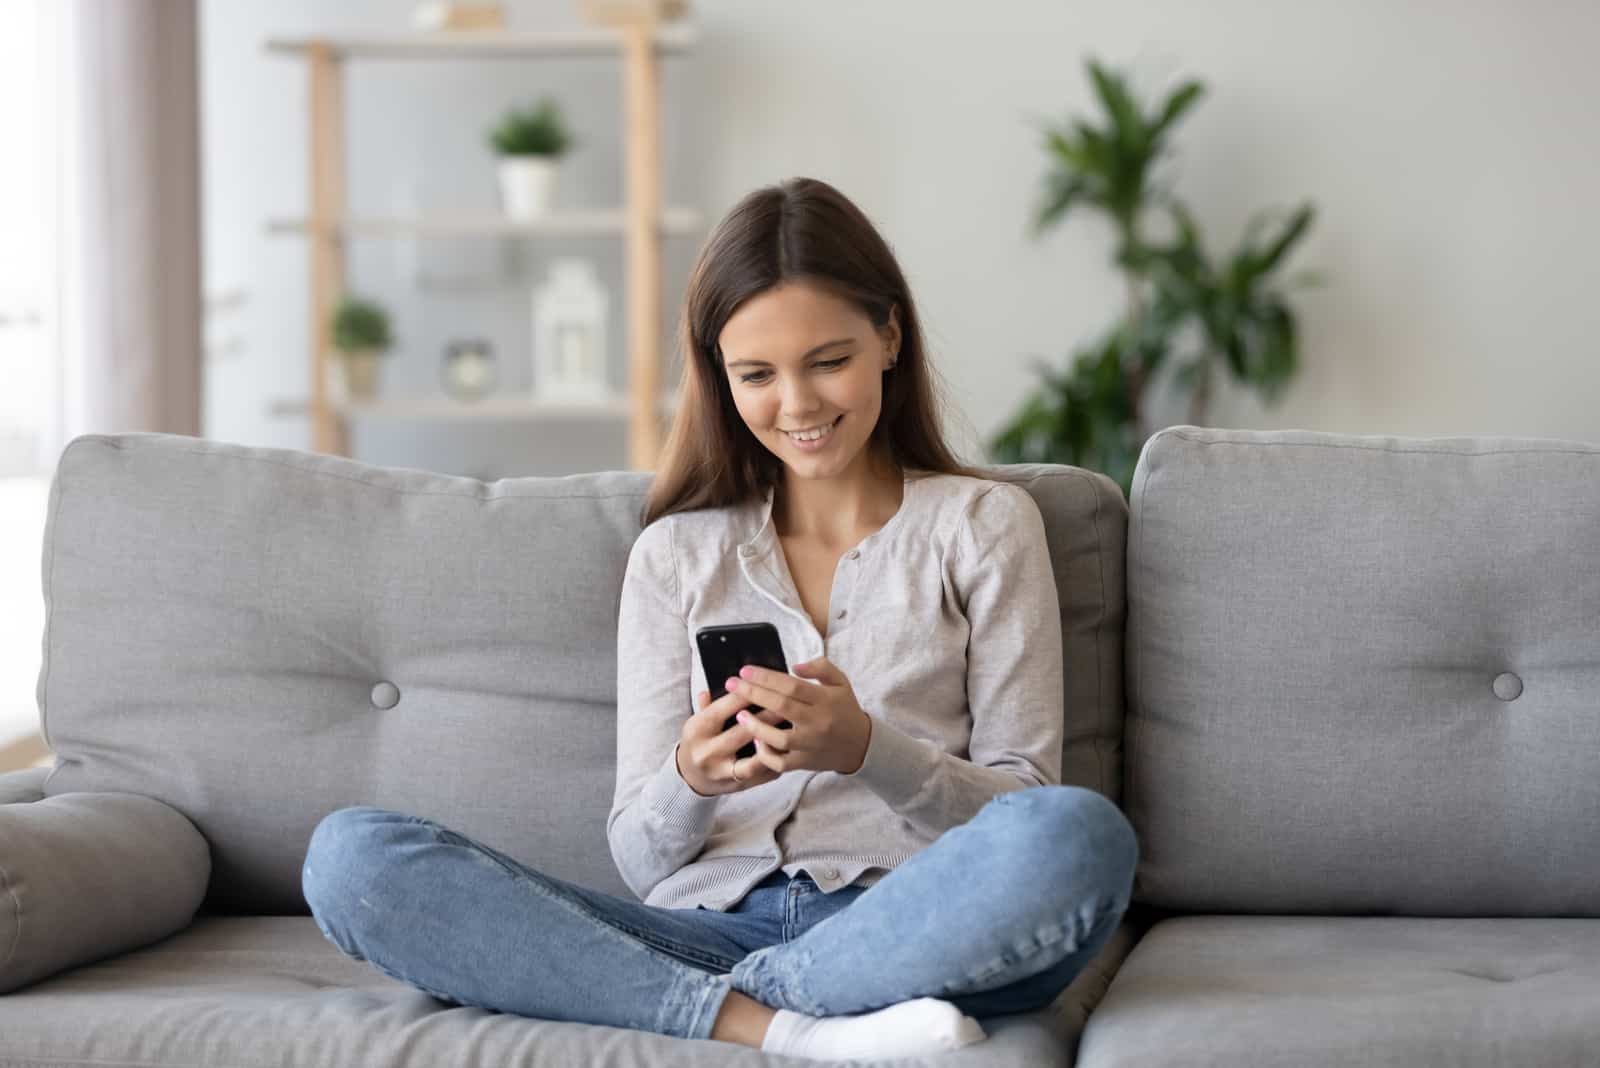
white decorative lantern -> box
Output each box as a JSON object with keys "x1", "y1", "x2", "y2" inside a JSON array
[{"x1": 532, "y1": 258, "x2": 609, "y2": 404}]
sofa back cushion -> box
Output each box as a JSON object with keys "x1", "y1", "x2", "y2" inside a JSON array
[
  {"x1": 1124, "y1": 426, "x2": 1600, "y2": 916},
  {"x1": 37, "y1": 434, "x2": 1125, "y2": 913}
]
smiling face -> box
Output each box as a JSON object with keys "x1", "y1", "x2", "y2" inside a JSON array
[{"x1": 717, "y1": 280, "x2": 901, "y2": 480}]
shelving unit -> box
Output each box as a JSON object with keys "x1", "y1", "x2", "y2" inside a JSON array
[
  {"x1": 268, "y1": 390, "x2": 679, "y2": 422},
  {"x1": 264, "y1": 20, "x2": 699, "y2": 469}
]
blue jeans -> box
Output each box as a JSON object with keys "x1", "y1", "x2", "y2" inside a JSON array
[{"x1": 301, "y1": 784, "x2": 1138, "y2": 1041}]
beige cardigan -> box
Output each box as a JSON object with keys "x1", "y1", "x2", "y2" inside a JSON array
[{"x1": 609, "y1": 471, "x2": 1065, "y2": 911}]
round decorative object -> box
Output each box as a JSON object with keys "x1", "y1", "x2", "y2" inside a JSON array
[
  {"x1": 1491, "y1": 672, "x2": 1523, "y2": 701},
  {"x1": 441, "y1": 338, "x2": 497, "y2": 401}
]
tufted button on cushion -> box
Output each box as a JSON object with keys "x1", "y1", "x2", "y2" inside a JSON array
[
  {"x1": 1492, "y1": 672, "x2": 1523, "y2": 701},
  {"x1": 370, "y1": 681, "x2": 401, "y2": 709}
]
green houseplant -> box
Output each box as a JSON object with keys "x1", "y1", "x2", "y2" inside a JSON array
[
  {"x1": 488, "y1": 97, "x2": 577, "y2": 220},
  {"x1": 328, "y1": 295, "x2": 393, "y2": 401},
  {"x1": 988, "y1": 58, "x2": 1324, "y2": 498}
]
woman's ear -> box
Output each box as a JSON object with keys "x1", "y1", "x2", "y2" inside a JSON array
[{"x1": 883, "y1": 303, "x2": 902, "y2": 358}]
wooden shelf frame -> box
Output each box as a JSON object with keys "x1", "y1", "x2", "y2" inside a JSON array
[
  {"x1": 266, "y1": 20, "x2": 694, "y2": 468},
  {"x1": 264, "y1": 208, "x2": 703, "y2": 237},
  {"x1": 265, "y1": 26, "x2": 697, "y2": 59},
  {"x1": 268, "y1": 389, "x2": 681, "y2": 421}
]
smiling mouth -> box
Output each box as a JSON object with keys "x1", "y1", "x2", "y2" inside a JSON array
[{"x1": 782, "y1": 415, "x2": 842, "y2": 441}]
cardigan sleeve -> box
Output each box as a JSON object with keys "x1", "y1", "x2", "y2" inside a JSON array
[
  {"x1": 606, "y1": 518, "x2": 720, "y2": 900},
  {"x1": 847, "y1": 482, "x2": 1065, "y2": 836}
]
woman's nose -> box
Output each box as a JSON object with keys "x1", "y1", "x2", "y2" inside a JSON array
[{"x1": 780, "y1": 383, "x2": 820, "y2": 415}]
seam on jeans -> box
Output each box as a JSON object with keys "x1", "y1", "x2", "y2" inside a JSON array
[
  {"x1": 359, "y1": 951, "x2": 461, "y2": 1005},
  {"x1": 945, "y1": 899, "x2": 1123, "y2": 994},
  {"x1": 428, "y1": 824, "x2": 742, "y2": 972}
]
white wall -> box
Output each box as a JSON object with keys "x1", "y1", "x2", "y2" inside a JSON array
[{"x1": 201, "y1": 0, "x2": 1600, "y2": 480}]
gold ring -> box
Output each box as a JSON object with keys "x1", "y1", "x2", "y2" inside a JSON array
[{"x1": 730, "y1": 756, "x2": 744, "y2": 783}]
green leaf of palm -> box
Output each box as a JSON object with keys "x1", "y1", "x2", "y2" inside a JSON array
[
  {"x1": 1151, "y1": 81, "x2": 1206, "y2": 141},
  {"x1": 1031, "y1": 171, "x2": 1093, "y2": 236},
  {"x1": 1088, "y1": 60, "x2": 1147, "y2": 156},
  {"x1": 1255, "y1": 203, "x2": 1316, "y2": 277}
]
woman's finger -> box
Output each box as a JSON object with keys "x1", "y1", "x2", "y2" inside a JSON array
[{"x1": 737, "y1": 710, "x2": 793, "y2": 752}]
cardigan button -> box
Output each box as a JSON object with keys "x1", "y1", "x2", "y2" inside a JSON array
[
  {"x1": 846, "y1": 549, "x2": 859, "y2": 559},
  {"x1": 370, "y1": 681, "x2": 400, "y2": 709}
]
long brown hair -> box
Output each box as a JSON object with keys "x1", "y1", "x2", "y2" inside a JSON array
[{"x1": 641, "y1": 176, "x2": 988, "y2": 527}]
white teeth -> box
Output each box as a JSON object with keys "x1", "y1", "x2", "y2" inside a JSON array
[{"x1": 787, "y1": 418, "x2": 836, "y2": 442}]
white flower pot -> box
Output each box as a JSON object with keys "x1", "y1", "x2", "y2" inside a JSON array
[
  {"x1": 328, "y1": 349, "x2": 383, "y2": 402},
  {"x1": 497, "y1": 156, "x2": 560, "y2": 219}
]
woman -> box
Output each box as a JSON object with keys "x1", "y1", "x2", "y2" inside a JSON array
[{"x1": 302, "y1": 177, "x2": 1138, "y2": 1062}]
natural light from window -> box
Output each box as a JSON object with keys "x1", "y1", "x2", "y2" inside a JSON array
[{"x1": 1, "y1": 0, "x2": 58, "y2": 768}]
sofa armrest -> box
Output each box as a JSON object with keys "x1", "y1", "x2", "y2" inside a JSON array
[
  {"x1": 0, "y1": 791, "x2": 211, "y2": 994},
  {"x1": 0, "y1": 766, "x2": 51, "y2": 805}
]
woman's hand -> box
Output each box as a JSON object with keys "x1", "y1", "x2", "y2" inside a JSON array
[
  {"x1": 676, "y1": 688, "x2": 785, "y2": 796},
  {"x1": 724, "y1": 656, "x2": 873, "y2": 776}
]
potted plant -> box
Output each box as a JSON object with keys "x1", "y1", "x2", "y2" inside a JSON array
[
  {"x1": 989, "y1": 58, "x2": 1322, "y2": 499},
  {"x1": 328, "y1": 295, "x2": 393, "y2": 401},
  {"x1": 488, "y1": 97, "x2": 576, "y2": 219}
]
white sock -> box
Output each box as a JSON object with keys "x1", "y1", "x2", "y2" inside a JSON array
[{"x1": 759, "y1": 997, "x2": 986, "y2": 1061}]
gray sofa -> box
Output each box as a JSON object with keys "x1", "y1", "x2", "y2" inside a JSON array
[{"x1": 0, "y1": 426, "x2": 1594, "y2": 1066}]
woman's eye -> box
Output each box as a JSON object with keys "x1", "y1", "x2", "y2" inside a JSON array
[{"x1": 739, "y1": 357, "x2": 849, "y2": 384}]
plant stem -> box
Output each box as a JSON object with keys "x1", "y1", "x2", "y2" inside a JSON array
[
  {"x1": 1124, "y1": 270, "x2": 1147, "y2": 440},
  {"x1": 1187, "y1": 356, "x2": 1212, "y2": 426}
]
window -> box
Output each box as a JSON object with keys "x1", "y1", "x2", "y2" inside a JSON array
[
  {"x1": 0, "y1": 0, "x2": 57, "y2": 764},
  {"x1": 0, "y1": 0, "x2": 59, "y2": 479}
]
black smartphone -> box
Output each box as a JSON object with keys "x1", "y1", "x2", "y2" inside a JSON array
[{"x1": 695, "y1": 622, "x2": 793, "y2": 760}]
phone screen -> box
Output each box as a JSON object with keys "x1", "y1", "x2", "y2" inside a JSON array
[{"x1": 694, "y1": 622, "x2": 793, "y2": 759}]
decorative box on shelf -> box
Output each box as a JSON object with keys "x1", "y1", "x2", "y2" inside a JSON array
[
  {"x1": 579, "y1": 0, "x2": 689, "y2": 26},
  {"x1": 412, "y1": 3, "x2": 506, "y2": 31}
]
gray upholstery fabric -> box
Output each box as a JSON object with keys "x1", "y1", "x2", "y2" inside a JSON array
[
  {"x1": 16, "y1": 424, "x2": 1600, "y2": 1065},
  {"x1": 16, "y1": 432, "x2": 1130, "y2": 1065},
  {"x1": 36, "y1": 434, "x2": 1126, "y2": 916},
  {"x1": 0, "y1": 791, "x2": 210, "y2": 993},
  {"x1": 0, "y1": 913, "x2": 1153, "y2": 1067},
  {"x1": 1124, "y1": 426, "x2": 1600, "y2": 916},
  {"x1": 1077, "y1": 914, "x2": 1600, "y2": 1067},
  {"x1": 0, "y1": 765, "x2": 49, "y2": 804}
]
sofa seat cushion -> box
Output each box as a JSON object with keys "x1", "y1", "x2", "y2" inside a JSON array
[
  {"x1": 1077, "y1": 914, "x2": 1600, "y2": 1067},
  {"x1": 0, "y1": 914, "x2": 1125, "y2": 1067}
]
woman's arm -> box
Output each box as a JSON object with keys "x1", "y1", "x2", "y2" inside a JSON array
[
  {"x1": 847, "y1": 482, "x2": 1065, "y2": 836},
  {"x1": 606, "y1": 518, "x2": 719, "y2": 900}
]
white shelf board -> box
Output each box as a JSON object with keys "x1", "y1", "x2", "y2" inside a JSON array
[
  {"x1": 266, "y1": 208, "x2": 703, "y2": 238},
  {"x1": 270, "y1": 390, "x2": 681, "y2": 422},
  {"x1": 264, "y1": 25, "x2": 697, "y2": 59}
]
